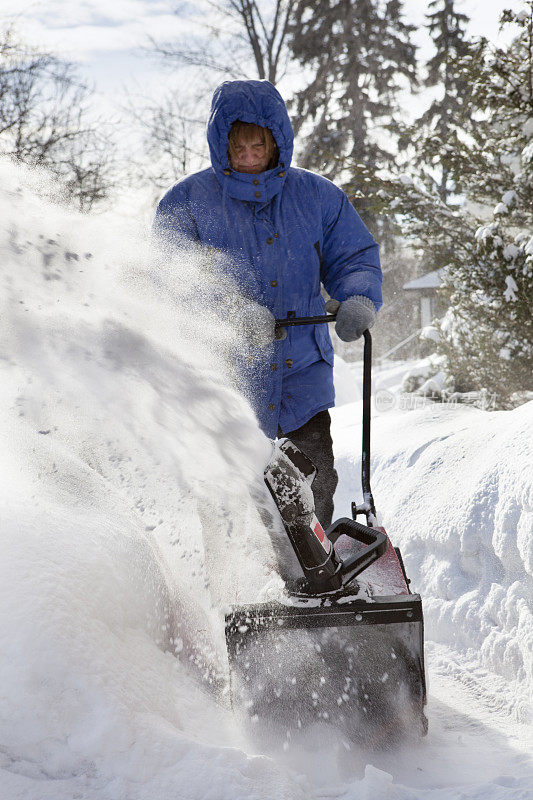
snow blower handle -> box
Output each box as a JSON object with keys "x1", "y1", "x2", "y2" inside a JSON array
[
  {"x1": 274, "y1": 312, "x2": 337, "y2": 337},
  {"x1": 274, "y1": 302, "x2": 377, "y2": 525},
  {"x1": 274, "y1": 301, "x2": 338, "y2": 335}
]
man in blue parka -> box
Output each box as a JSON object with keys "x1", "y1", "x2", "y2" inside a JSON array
[{"x1": 154, "y1": 80, "x2": 382, "y2": 526}]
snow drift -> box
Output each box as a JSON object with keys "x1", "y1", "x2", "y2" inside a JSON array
[{"x1": 333, "y1": 389, "x2": 533, "y2": 724}]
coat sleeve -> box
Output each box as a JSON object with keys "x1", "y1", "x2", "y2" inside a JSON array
[
  {"x1": 152, "y1": 182, "x2": 200, "y2": 250},
  {"x1": 317, "y1": 177, "x2": 382, "y2": 310}
]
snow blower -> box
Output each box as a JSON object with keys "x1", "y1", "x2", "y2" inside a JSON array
[{"x1": 225, "y1": 313, "x2": 427, "y2": 747}]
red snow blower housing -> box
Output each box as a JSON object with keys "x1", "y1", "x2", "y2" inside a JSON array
[{"x1": 225, "y1": 316, "x2": 427, "y2": 747}]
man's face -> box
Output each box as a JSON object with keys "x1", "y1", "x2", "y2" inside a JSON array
[{"x1": 230, "y1": 134, "x2": 270, "y2": 174}]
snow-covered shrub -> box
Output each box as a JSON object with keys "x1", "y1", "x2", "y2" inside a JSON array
[{"x1": 401, "y1": 355, "x2": 452, "y2": 399}]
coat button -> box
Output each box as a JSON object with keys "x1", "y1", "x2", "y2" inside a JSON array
[
  {"x1": 285, "y1": 358, "x2": 293, "y2": 368},
  {"x1": 278, "y1": 171, "x2": 286, "y2": 177},
  {"x1": 223, "y1": 169, "x2": 231, "y2": 176},
  {"x1": 274, "y1": 233, "x2": 279, "y2": 238},
  {"x1": 268, "y1": 403, "x2": 275, "y2": 410},
  {"x1": 270, "y1": 280, "x2": 277, "y2": 287},
  {"x1": 254, "y1": 191, "x2": 261, "y2": 198},
  {"x1": 253, "y1": 179, "x2": 260, "y2": 185},
  {"x1": 266, "y1": 237, "x2": 274, "y2": 244},
  {"x1": 270, "y1": 363, "x2": 278, "y2": 371}
]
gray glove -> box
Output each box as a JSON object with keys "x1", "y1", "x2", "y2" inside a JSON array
[{"x1": 326, "y1": 295, "x2": 376, "y2": 342}]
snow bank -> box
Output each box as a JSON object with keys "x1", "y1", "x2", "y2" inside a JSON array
[{"x1": 333, "y1": 374, "x2": 533, "y2": 724}]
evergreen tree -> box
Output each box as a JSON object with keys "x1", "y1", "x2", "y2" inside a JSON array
[
  {"x1": 399, "y1": 0, "x2": 472, "y2": 202},
  {"x1": 288, "y1": 0, "x2": 417, "y2": 179},
  {"x1": 343, "y1": 6, "x2": 532, "y2": 404},
  {"x1": 436, "y1": 5, "x2": 533, "y2": 404}
]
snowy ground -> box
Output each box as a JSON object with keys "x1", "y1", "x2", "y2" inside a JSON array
[{"x1": 0, "y1": 160, "x2": 531, "y2": 800}]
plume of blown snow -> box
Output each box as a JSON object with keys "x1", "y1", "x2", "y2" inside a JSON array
[{"x1": 0, "y1": 158, "x2": 293, "y2": 800}]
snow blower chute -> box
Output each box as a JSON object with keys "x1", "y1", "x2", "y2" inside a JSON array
[{"x1": 225, "y1": 312, "x2": 427, "y2": 746}]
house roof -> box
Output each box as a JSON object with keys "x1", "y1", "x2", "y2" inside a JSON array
[{"x1": 403, "y1": 268, "x2": 444, "y2": 291}]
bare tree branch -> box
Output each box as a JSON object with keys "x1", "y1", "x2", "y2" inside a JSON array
[
  {"x1": 0, "y1": 25, "x2": 116, "y2": 210},
  {"x1": 151, "y1": 0, "x2": 295, "y2": 84},
  {"x1": 126, "y1": 90, "x2": 209, "y2": 192}
]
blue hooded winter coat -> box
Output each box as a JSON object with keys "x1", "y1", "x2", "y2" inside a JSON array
[{"x1": 154, "y1": 80, "x2": 382, "y2": 439}]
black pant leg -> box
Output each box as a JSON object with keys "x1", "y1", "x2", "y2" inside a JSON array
[{"x1": 282, "y1": 410, "x2": 338, "y2": 528}]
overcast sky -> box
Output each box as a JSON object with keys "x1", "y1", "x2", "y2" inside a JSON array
[
  {"x1": 6, "y1": 1, "x2": 520, "y2": 101},
  {"x1": 3, "y1": 0, "x2": 522, "y2": 183}
]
